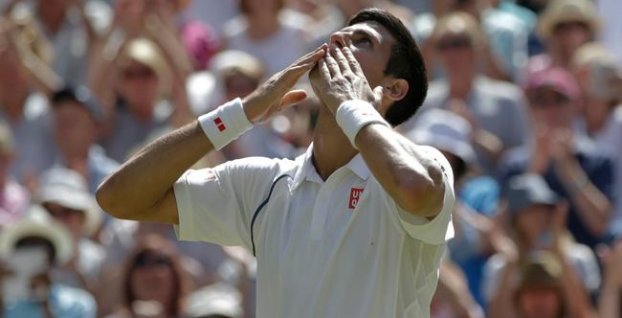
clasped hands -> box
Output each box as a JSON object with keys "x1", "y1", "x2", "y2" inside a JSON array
[{"x1": 242, "y1": 44, "x2": 383, "y2": 123}]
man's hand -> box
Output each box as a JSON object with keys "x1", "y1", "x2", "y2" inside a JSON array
[
  {"x1": 243, "y1": 45, "x2": 327, "y2": 123},
  {"x1": 311, "y1": 45, "x2": 383, "y2": 114}
]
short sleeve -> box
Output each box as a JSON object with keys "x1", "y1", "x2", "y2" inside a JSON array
[
  {"x1": 396, "y1": 146, "x2": 455, "y2": 245},
  {"x1": 173, "y1": 157, "x2": 281, "y2": 249}
]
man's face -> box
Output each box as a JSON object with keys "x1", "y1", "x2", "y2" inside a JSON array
[
  {"x1": 53, "y1": 101, "x2": 97, "y2": 156},
  {"x1": 311, "y1": 21, "x2": 395, "y2": 91}
]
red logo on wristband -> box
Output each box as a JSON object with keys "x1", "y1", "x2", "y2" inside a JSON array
[{"x1": 214, "y1": 117, "x2": 226, "y2": 131}]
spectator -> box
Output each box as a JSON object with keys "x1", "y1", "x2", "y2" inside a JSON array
[
  {"x1": 484, "y1": 174, "x2": 601, "y2": 303},
  {"x1": 35, "y1": 168, "x2": 105, "y2": 293},
  {"x1": 498, "y1": 67, "x2": 615, "y2": 248},
  {"x1": 0, "y1": 124, "x2": 29, "y2": 227},
  {"x1": 0, "y1": 205, "x2": 96, "y2": 318},
  {"x1": 571, "y1": 43, "x2": 622, "y2": 228},
  {"x1": 5, "y1": 0, "x2": 112, "y2": 86},
  {"x1": 406, "y1": 12, "x2": 531, "y2": 175},
  {"x1": 527, "y1": 0, "x2": 599, "y2": 75},
  {"x1": 413, "y1": 0, "x2": 529, "y2": 81},
  {"x1": 50, "y1": 87, "x2": 118, "y2": 193},
  {"x1": 598, "y1": 238, "x2": 622, "y2": 318},
  {"x1": 0, "y1": 16, "x2": 58, "y2": 183},
  {"x1": 92, "y1": 37, "x2": 180, "y2": 162},
  {"x1": 106, "y1": 235, "x2": 187, "y2": 318},
  {"x1": 408, "y1": 109, "x2": 501, "y2": 306},
  {"x1": 97, "y1": 221, "x2": 232, "y2": 316},
  {"x1": 504, "y1": 252, "x2": 592, "y2": 318},
  {"x1": 451, "y1": 0, "x2": 529, "y2": 81},
  {"x1": 222, "y1": 0, "x2": 310, "y2": 75}
]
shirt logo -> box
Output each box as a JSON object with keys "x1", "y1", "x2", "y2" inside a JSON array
[
  {"x1": 214, "y1": 117, "x2": 226, "y2": 132},
  {"x1": 349, "y1": 188, "x2": 364, "y2": 209}
]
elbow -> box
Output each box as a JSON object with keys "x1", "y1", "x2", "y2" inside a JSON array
[
  {"x1": 396, "y1": 164, "x2": 446, "y2": 218},
  {"x1": 96, "y1": 176, "x2": 129, "y2": 220}
]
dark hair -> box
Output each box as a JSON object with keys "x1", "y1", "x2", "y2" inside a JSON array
[
  {"x1": 51, "y1": 86, "x2": 104, "y2": 122},
  {"x1": 122, "y1": 235, "x2": 187, "y2": 317},
  {"x1": 348, "y1": 8, "x2": 428, "y2": 126},
  {"x1": 16, "y1": 236, "x2": 56, "y2": 265}
]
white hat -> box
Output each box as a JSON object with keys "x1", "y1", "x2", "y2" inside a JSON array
[
  {"x1": 36, "y1": 168, "x2": 102, "y2": 236},
  {"x1": 407, "y1": 109, "x2": 477, "y2": 165},
  {"x1": 186, "y1": 283, "x2": 242, "y2": 318},
  {"x1": 0, "y1": 205, "x2": 73, "y2": 266}
]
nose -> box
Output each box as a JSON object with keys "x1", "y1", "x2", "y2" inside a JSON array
[{"x1": 329, "y1": 30, "x2": 348, "y2": 48}]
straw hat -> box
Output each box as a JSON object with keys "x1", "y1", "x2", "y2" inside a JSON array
[
  {"x1": 0, "y1": 205, "x2": 73, "y2": 266},
  {"x1": 538, "y1": 0, "x2": 600, "y2": 40},
  {"x1": 210, "y1": 50, "x2": 265, "y2": 81},
  {"x1": 122, "y1": 37, "x2": 171, "y2": 89}
]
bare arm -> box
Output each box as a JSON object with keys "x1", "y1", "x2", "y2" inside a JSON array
[
  {"x1": 96, "y1": 46, "x2": 327, "y2": 223},
  {"x1": 598, "y1": 240, "x2": 622, "y2": 318},
  {"x1": 314, "y1": 46, "x2": 445, "y2": 217}
]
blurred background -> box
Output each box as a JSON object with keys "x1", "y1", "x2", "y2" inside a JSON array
[{"x1": 0, "y1": 0, "x2": 620, "y2": 317}]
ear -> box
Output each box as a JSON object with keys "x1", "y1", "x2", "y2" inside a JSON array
[{"x1": 381, "y1": 78, "x2": 409, "y2": 103}]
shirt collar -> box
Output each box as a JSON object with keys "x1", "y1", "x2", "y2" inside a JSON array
[{"x1": 291, "y1": 144, "x2": 371, "y2": 191}]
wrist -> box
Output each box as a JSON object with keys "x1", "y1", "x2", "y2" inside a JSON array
[
  {"x1": 335, "y1": 100, "x2": 389, "y2": 149},
  {"x1": 198, "y1": 98, "x2": 253, "y2": 150}
]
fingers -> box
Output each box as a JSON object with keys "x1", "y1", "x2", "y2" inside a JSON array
[
  {"x1": 292, "y1": 44, "x2": 327, "y2": 70},
  {"x1": 340, "y1": 46, "x2": 364, "y2": 75},
  {"x1": 324, "y1": 49, "x2": 341, "y2": 78},
  {"x1": 283, "y1": 45, "x2": 327, "y2": 83},
  {"x1": 331, "y1": 46, "x2": 350, "y2": 74},
  {"x1": 318, "y1": 58, "x2": 331, "y2": 81},
  {"x1": 280, "y1": 90, "x2": 307, "y2": 108}
]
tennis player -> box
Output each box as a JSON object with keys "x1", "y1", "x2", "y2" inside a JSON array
[{"x1": 97, "y1": 8, "x2": 454, "y2": 318}]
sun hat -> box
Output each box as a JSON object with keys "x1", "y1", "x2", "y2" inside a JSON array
[
  {"x1": 538, "y1": 0, "x2": 599, "y2": 40},
  {"x1": 210, "y1": 50, "x2": 265, "y2": 81},
  {"x1": 0, "y1": 205, "x2": 73, "y2": 266},
  {"x1": 505, "y1": 174, "x2": 559, "y2": 215},
  {"x1": 35, "y1": 168, "x2": 102, "y2": 237},
  {"x1": 525, "y1": 67, "x2": 581, "y2": 102},
  {"x1": 516, "y1": 251, "x2": 562, "y2": 291},
  {"x1": 186, "y1": 282, "x2": 242, "y2": 318},
  {"x1": 573, "y1": 43, "x2": 622, "y2": 101},
  {"x1": 122, "y1": 37, "x2": 171, "y2": 87},
  {"x1": 406, "y1": 108, "x2": 477, "y2": 166}
]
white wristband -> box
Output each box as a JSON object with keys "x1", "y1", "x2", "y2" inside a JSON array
[
  {"x1": 335, "y1": 100, "x2": 389, "y2": 148},
  {"x1": 198, "y1": 98, "x2": 253, "y2": 150}
]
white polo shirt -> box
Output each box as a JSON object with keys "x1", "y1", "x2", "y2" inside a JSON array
[{"x1": 174, "y1": 145, "x2": 455, "y2": 318}]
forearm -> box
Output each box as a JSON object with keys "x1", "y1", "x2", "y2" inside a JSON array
[
  {"x1": 554, "y1": 249, "x2": 596, "y2": 318},
  {"x1": 487, "y1": 261, "x2": 518, "y2": 318},
  {"x1": 558, "y1": 163, "x2": 611, "y2": 236},
  {"x1": 598, "y1": 283, "x2": 620, "y2": 318},
  {"x1": 97, "y1": 121, "x2": 213, "y2": 220},
  {"x1": 355, "y1": 123, "x2": 445, "y2": 217}
]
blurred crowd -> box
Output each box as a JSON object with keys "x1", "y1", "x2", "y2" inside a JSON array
[{"x1": 0, "y1": 0, "x2": 620, "y2": 317}]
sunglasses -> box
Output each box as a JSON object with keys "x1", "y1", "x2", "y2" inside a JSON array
[{"x1": 437, "y1": 37, "x2": 473, "y2": 51}]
